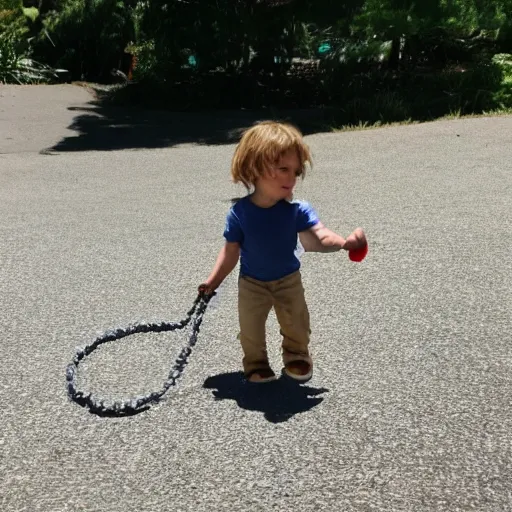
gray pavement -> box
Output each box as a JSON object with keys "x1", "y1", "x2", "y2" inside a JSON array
[{"x1": 1, "y1": 84, "x2": 511, "y2": 512}]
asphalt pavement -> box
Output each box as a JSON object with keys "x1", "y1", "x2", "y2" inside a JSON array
[{"x1": 1, "y1": 84, "x2": 511, "y2": 512}]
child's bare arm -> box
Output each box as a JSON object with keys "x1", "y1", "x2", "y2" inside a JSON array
[
  {"x1": 300, "y1": 223, "x2": 346, "y2": 253},
  {"x1": 300, "y1": 224, "x2": 366, "y2": 253},
  {"x1": 299, "y1": 225, "x2": 334, "y2": 252},
  {"x1": 200, "y1": 241, "x2": 240, "y2": 293}
]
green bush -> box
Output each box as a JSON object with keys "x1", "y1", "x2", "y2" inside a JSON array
[
  {"x1": 321, "y1": 54, "x2": 509, "y2": 128},
  {"x1": 491, "y1": 53, "x2": 512, "y2": 108},
  {"x1": 0, "y1": 41, "x2": 63, "y2": 83},
  {"x1": 0, "y1": 0, "x2": 30, "y2": 53},
  {"x1": 33, "y1": 0, "x2": 135, "y2": 82},
  {"x1": 0, "y1": 0, "x2": 62, "y2": 83}
]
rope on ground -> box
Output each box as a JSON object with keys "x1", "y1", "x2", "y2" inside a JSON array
[{"x1": 66, "y1": 292, "x2": 214, "y2": 416}]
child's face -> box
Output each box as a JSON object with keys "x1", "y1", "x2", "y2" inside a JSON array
[{"x1": 258, "y1": 149, "x2": 302, "y2": 201}]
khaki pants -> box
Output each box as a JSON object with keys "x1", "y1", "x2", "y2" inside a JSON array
[{"x1": 238, "y1": 270, "x2": 312, "y2": 375}]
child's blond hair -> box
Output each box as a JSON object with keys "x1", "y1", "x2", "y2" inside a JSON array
[{"x1": 231, "y1": 121, "x2": 312, "y2": 190}]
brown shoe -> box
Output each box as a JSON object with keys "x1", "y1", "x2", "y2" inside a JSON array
[
  {"x1": 246, "y1": 368, "x2": 277, "y2": 383},
  {"x1": 284, "y1": 360, "x2": 313, "y2": 382}
]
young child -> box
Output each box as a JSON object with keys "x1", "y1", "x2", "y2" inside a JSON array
[{"x1": 199, "y1": 121, "x2": 367, "y2": 383}]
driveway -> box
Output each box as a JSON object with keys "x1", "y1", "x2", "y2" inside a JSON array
[{"x1": 1, "y1": 84, "x2": 511, "y2": 511}]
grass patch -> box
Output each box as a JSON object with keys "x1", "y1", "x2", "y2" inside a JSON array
[
  {"x1": 332, "y1": 119, "x2": 417, "y2": 132},
  {"x1": 332, "y1": 109, "x2": 511, "y2": 133}
]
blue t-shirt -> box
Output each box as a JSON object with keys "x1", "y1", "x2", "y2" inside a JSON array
[{"x1": 223, "y1": 196, "x2": 320, "y2": 281}]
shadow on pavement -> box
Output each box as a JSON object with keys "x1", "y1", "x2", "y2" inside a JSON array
[
  {"x1": 42, "y1": 101, "x2": 333, "y2": 153},
  {"x1": 203, "y1": 371, "x2": 328, "y2": 423}
]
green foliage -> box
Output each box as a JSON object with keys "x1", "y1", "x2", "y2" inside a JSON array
[
  {"x1": 2, "y1": 0, "x2": 511, "y2": 124},
  {"x1": 140, "y1": 0, "x2": 359, "y2": 79},
  {"x1": 493, "y1": 52, "x2": 512, "y2": 71},
  {"x1": 491, "y1": 53, "x2": 512, "y2": 107},
  {"x1": 141, "y1": 0, "x2": 262, "y2": 78},
  {"x1": 353, "y1": 1, "x2": 422, "y2": 40},
  {"x1": 22, "y1": 6, "x2": 38, "y2": 22},
  {"x1": 0, "y1": 0, "x2": 59, "y2": 83},
  {"x1": 0, "y1": 32, "x2": 25, "y2": 83},
  {"x1": 1, "y1": 0, "x2": 30, "y2": 38},
  {"x1": 33, "y1": 0, "x2": 135, "y2": 81},
  {"x1": 0, "y1": 41, "x2": 62, "y2": 83},
  {"x1": 323, "y1": 57, "x2": 509, "y2": 129}
]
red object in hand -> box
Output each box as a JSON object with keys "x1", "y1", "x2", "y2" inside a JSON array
[{"x1": 348, "y1": 243, "x2": 368, "y2": 262}]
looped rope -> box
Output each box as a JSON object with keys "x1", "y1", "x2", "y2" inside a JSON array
[{"x1": 66, "y1": 292, "x2": 214, "y2": 416}]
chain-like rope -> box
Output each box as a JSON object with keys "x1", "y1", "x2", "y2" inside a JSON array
[{"x1": 66, "y1": 293, "x2": 213, "y2": 416}]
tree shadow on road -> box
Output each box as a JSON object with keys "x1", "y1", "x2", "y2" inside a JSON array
[
  {"x1": 203, "y1": 371, "x2": 328, "y2": 423},
  {"x1": 42, "y1": 99, "x2": 332, "y2": 153}
]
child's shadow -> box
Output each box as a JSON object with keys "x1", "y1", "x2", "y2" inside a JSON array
[{"x1": 203, "y1": 371, "x2": 328, "y2": 423}]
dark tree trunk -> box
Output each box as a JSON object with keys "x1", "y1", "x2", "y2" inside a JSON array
[{"x1": 388, "y1": 36, "x2": 401, "y2": 70}]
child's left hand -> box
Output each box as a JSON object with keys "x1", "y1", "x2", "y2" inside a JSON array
[
  {"x1": 345, "y1": 228, "x2": 368, "y2": 262},
  {"x1": 344, "y1": 228, "x2": 367, "y2": 251}
]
